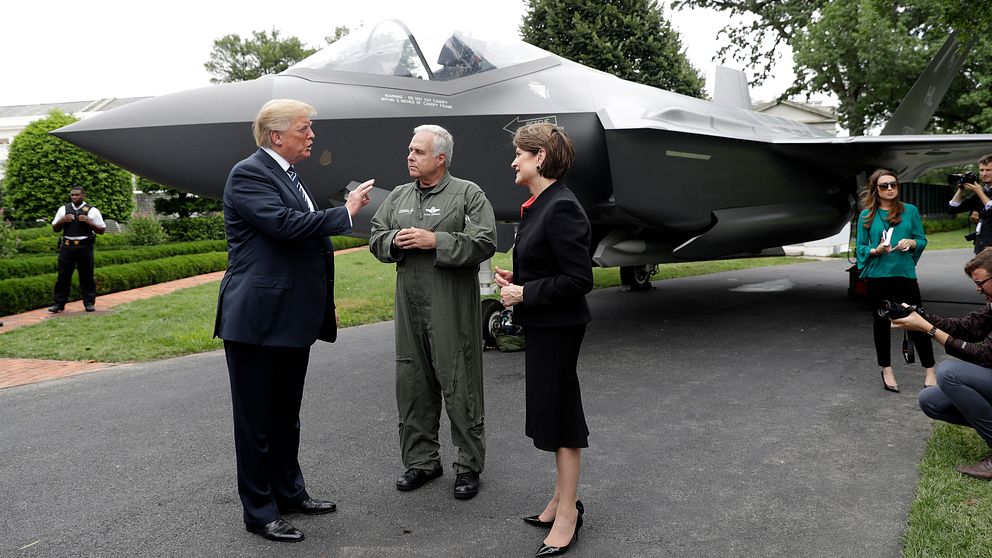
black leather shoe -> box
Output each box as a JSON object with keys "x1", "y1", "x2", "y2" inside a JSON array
[
  {"x1": 396, "y1": 465, "x2": 442, "y2": 491},
  {"x1": 84, "y1": 303, "x2": 95, "y2": 312},
  {"x1": 523, "y1": 500, "x2": 583, "y2": 527},
  {"x1": 246, "y1": 518, "x2": 304, "y2": 543},
  {"x1": 281, "y1": 497, "x2": 336, "y2": 515},
  {"x1": 536, "y1": 514, "x2": 582, "y2": 556},
  {"x1": 454, "y1": 472, "x2": 480, "y2": 500},
  {"x1": 48, "y1": 304, "x2": 64, "y2": 313}
]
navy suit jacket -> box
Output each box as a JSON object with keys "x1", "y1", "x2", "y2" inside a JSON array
[
  {"x1": 512, "y1": 181, "x2": 594, "y2": 327},
  {"x1": 214, "y1": 149, "x2": 352, "y2": 347}
]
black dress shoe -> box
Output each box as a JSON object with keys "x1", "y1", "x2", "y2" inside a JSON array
[
  {"x1": 246, "y1": 518, "x2": 304, "y2": 543},
  {"x1": 535, "y1": 514, "x2": 582, "y2": 556},
  {"x1": 454, "y1": 472, "x2": 480, "y2": 500},
  {"x1": 281, "y1": 497, "x2": 336, "y2": 515},
  {"x1": 523, "y1": 500, "x2": 584, "y2": 527},
  {"x1": 84, "y1": 303, "x2": 95, "y2": 312},
  {"x1": 881, "y1": 370, "x2": 899, "y2": 393},
  {"x1": 396, "y1": 465, "x2": 443, "y2": 491},
  {"x1": 48, "y1": 304, "x2": 64, "y2": 313}
]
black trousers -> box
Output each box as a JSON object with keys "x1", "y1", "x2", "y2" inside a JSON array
[
  {"x1": 866, "y1": 277, "x2": 935, "y2": 368},
  {"x1": 53, "y1": 243, "x2": 95, "y2": 305},
  {"x1": 224, "y1": 340, "x2": 311, "y2": 527}
]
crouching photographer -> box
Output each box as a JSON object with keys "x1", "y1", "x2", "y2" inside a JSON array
[{"x1": 890, "y1": 247, "x2": 992, "y2": 480}]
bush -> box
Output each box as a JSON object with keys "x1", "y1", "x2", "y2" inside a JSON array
[
  {"x1": 0, "y1": 251, "x2": 228, "y2": 314},
  {"x1": 161, "y1": 214, "x2": 225, "y2": 242},
  {"x1": 13, "y1": 225, "x2": 52, "y2": 242},
  {"x1": 17, "y1": 231, "x2": 137, "y2": 253},
  {"x1": 124, "y1": 214, "x2": 167, "y2": 246},
  {"x1": 0, "y1": 239, "x2": 226, "y2": 280},
  {"x1": 0, "y1": 210, "x2": 16, "y2": 258},
  {"x1": 4, "y1": 109, "x2": 133, "y2": 222},
  {"x1": 333, "y1": 236, "x2": 368, "y2": 250},
  {"x1": 924, "y1": 215, "x2": 971, "y2": 234}
]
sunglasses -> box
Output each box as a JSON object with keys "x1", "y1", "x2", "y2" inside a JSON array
[{"x1": 877, "y1": 181, "x2": 899, "y2": 190}]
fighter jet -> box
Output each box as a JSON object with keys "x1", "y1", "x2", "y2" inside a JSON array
[{"x1": 54, "y1": 19, "x2": 991, "y2": 293}]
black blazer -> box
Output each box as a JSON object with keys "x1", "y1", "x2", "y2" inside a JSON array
[
  {"x1": 512, "y1": 181, "x2": 593, "y2": 327},
  {"x1": 214, "y1": 149, "x2": 352, "y2": 348}
]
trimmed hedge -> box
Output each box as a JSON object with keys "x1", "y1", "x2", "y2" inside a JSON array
[
  {"x1": 161, "y1": 215, "x2": 225, "y2": 242},
  {"x1": 0, "y1": 252, "x2": 228, "y2": 315},
  {"x1": 13, "y1": 226, "x2": 53, "y2": 242},
  {"x1": 20, "y1": 232, "x2": 365, "y2": 254},
  {"x1": 0, "y1": 240, "x2": 226, "y2": 280},
  {"x1": 924, "y1": 215, "x2": 970, "y2": 234},
  {"x1": 18, "y1": 232, "x2": 158, "y2": 254},
  {"x1": 333, "y1": 236, "x2": 368, "y2": 251}
]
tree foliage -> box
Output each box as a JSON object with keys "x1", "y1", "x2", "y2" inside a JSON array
[
  {"x1": 5, "y1": 110, "x2": 134, "y2": 223},
  {"x1": 205, "y1": 27, "x2": 350, "y2": 83},
  {"x1": 136, "y1": 176, "x2": 221, "y2": 218},
  {"x1": 672, "y1": 0, "x2": 992, "y2": 135},
  {"x1": 205, "y1": 29, "x2": 317, "y2": 83},
  {"x1": 520, "y1": 0, "x2": 705, "y2": 98}
]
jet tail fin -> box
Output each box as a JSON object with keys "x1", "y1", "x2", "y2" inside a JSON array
[
  {"x1": 880, "y1": 32, "x2": 972, "y2": 135},
  {"x1": 712, "y1": 66, "x2": 752, "y2": 111}
]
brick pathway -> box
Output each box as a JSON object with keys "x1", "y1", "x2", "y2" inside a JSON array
[{"x1": 0, "y1": 271, "x2": 225, "y2": 389}]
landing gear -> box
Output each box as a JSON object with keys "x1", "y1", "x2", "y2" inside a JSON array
[
  {"x1": 620, "y1": 264, "x2": 657, "y2": 291},
  {"x1": 481, "y1": 299, "x2": 504, "y2": 348}
]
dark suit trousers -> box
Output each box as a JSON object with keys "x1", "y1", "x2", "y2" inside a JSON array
[
  {"x1": 224, "y1": 340, "x2": 311, "y2": 527},
  {"x1": 53, "y1": 244, "x2": 95, "y2": 305}
]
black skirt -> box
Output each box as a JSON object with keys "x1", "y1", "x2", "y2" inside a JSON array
[{"x1": 524, "y1": 324, "x2": 589, "y2": 451}]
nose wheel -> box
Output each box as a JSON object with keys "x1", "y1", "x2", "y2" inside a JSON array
[{"x1": 481, "y1": 299, "x2": 504, "y2": 348}]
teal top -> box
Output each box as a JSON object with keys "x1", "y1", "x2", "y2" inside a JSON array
[{"x1": 856, "y1": 203, "x2": 927, "y2": 279}]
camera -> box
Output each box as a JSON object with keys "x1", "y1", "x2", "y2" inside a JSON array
[
  {"x1": 877, "y1": 300, "x2": 921, "y2": 320},
  {"x1": 948, "y1": 171, "x2": 980, "y2": 189}
]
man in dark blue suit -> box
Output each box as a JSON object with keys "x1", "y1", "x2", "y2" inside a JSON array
[{"x1": 214, "y1": 98, "x2": 373, "y2": 542}]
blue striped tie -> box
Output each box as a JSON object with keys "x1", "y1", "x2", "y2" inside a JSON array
[{"x1": 287, "y1": 166, "x2": 313, "y2": 211}]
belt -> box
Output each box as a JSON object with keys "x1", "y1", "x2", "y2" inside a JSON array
[{"x1": 63, "y1": 239, "x2": 91, "y2": 246}]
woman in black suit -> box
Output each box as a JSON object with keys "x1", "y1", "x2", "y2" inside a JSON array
[{"x1": 495, "y1": 123, "x2": 593, "y2": 557}]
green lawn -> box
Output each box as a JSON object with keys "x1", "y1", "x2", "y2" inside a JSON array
[
  {"x1": 924, "y1": 228, "x2": 974, "y2": 251},
  {"x1": 0, "y1": 250, "x2": 804, "y2": 361}
]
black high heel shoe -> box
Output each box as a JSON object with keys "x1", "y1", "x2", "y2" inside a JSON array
[
  {"x1": 881, "y1": 370, "x2": 899, "y2": 393},
  {"x1": 536, "y1": 514, "x2": 583, "y2": 557},
  {"x1": 523, "y1": 500, "x2": 583, "y2": 527}
]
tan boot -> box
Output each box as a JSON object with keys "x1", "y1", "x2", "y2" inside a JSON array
[{"x1": 955, "y1": 452, "x2": 992, "y2": 480}]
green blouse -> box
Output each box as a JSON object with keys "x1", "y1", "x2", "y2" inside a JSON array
[{"x1": 856, "y1": 203, "x2": 927, "y2": 279}]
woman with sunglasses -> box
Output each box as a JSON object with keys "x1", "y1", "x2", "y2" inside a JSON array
[{"x1": 857, "y1": 168, "x2": 936, "y2": 392}]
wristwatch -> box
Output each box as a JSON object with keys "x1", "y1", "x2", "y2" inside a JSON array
[{"x1": 926, "y1": 325, "x2": 938, "y2": 337}]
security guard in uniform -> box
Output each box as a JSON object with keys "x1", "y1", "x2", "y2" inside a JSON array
[
  {"x1": 50, "y1": 186, "x2": 106, "y2": 312},
  {"x1": 370, "y1": 124, "x2": 496, "y2": 500}
]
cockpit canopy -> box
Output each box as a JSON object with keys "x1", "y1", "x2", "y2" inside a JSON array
[{"x1": 286, "y1": 19, "x2": 550, "y2": 81}]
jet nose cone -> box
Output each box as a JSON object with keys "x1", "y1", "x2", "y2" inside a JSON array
[{"x1": 52, "y1": 78, "x2": 276, "y2": 198}]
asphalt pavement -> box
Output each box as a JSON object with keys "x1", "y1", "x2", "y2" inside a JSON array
[{"x1": 0, "y1": 249, "x2": 980, "y2": 557}]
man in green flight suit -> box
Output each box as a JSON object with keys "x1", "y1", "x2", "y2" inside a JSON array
[{"x1": 370, "y1": 124, "x2": 497, "y2": 500}]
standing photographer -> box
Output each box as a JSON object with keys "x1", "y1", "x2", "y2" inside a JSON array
[
  {"x1": 948, "y1": 154, "x2": 992, "y2": 254},
  {"x1": 891, "y1": 248, "x2": 992, "y2": 480},
  {"x1": 856, "y1": 169, "x2": 935, "y2": 392}
]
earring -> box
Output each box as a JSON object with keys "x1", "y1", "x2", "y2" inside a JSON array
[{"x1": 536, "y1": 165, "x2": 542, "y2": 171}]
